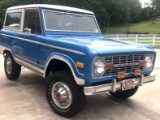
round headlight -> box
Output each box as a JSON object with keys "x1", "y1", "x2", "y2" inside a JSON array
[
  {"x1": 145, "y1": 56, "x2": 153, "y2": 69},
  {"x1": 94, "y1": 60, "x2": 106, "y2": 75}
]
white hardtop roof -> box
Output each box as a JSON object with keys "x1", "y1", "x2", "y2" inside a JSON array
[{"x1": 7, "y1": 4, "x2": 94, "y2": 14}]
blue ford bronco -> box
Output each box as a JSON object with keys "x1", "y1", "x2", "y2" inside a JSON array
[{"x1": 0, "y1": 4, "x2": 156, "y2": 117}]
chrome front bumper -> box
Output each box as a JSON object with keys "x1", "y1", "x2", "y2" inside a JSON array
[{"x1": 84, "y1": 74, "x2": 156, "y2": 96}]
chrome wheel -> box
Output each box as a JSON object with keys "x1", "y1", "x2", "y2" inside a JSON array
[
  {"x1": 6, "y1": 58, "x2": 12, "y2": 74},
  {"x1": 4, "y1": 53, "x2": 21, "y2": 80},
  {"x1": 46, "y1": 71, "x2": 86, "y2": 117},
  {"x1": 51, "y1": 82, "x2": 72, "y2": 109}
]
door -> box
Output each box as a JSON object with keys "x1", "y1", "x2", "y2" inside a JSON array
[
  {"x1": 17, "y1": 9, "x2": 42, "y2": 67},
  {"x1": 1, "y1": 9, "x2": 24, "y2": 55}
]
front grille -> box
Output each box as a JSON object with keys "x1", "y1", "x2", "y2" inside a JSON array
[{"x1": 104, "y1": 54, "x2": 146, "y2": 76}]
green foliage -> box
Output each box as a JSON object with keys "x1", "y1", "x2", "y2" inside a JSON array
[
  {"x1": 0, "y1": 0, "x2": 158, "y2": 30},
  {"x1": 104, "y1": 20, "x2": 160, "y2": 34},
  {"x1": 152, "y1": 0, "x2": 160, "y2": 17}
]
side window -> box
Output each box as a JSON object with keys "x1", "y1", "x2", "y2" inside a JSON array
[
  {"x1": 24, "y1": 9, "x2": 42, "y2": 35},
  {"x1": 5, "y1": 12, "x2": 21, "y2": 29}
]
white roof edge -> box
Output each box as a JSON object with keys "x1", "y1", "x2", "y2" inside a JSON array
[{"x1": 7, "y1": 4, "x2": 94, "y2": 14}]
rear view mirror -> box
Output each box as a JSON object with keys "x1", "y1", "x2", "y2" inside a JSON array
[{"x1": 24, "y1": 28, "x2": 31, "y2": 34}]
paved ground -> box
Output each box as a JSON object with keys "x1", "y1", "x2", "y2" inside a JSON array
[{"x1": 0, "y1": 50, "x2": 160, "y2": 120}]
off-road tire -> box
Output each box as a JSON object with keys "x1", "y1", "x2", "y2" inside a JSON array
[
  {"x1": 46, "y1": 71, "x2": 86, "y2": 117},
  {"x1": 4, "y1": 53, "x2": 21, "y2": 80},
  {"x1": 110, "y1": 86, "x2": 139, "y2": 99}
]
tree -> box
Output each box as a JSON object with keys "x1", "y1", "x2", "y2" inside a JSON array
[{"x1": 0, "y1": 0, "x2": 147, "y2": 29}]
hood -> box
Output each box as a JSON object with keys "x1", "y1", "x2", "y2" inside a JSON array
[
  {"x1": 46, "y1": 34, "x2": 155, "y2": 55},
  {"x1": 88, "y1": 38, "x2": 155, "y2": 55}
]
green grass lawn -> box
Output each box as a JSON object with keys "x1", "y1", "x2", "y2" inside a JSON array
[
  {"x1": 116, "y1": 37, "x2": 160, "y2": 48},
  {"x1": 103, "y1": 20, "x2": 160, "y2": 34}
]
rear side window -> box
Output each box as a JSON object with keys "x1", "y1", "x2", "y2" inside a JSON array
[
  {"x1": 24, "y1": 9, "x2": 42, "y2": 35},
  {"x1": 5, "y1": 12, "x2": 21, "y2": 29}
]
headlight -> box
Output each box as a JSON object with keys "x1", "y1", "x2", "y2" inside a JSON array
[
  {"x1": 93, "y1": 60, "x2": 106, "y2": 76},
  {"x1": 145, "y1": 55, "x2": 153, "y2": 70}
]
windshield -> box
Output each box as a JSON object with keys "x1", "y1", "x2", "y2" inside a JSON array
[{"x1": 43, "y1": 11, "x2": 100, "y2": 33}]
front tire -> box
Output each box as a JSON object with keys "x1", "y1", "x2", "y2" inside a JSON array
[
  {"x1": 4, "y1": 53, "x2": 21, "y2": 80},
  {"x1": 110, "y1": 86, "x2": 139, "y2": 99},
  {"x1": 46, "y1": 71, "x2": 86, "y2": 117}
]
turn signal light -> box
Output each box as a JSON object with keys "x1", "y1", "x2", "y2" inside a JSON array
[
  {"x1": 135, "y1": 69, "x2": 141, "y2": 76},
  {"x1": 118, "y1": 72, "x2": 125, "y2": 79},
  {"x1": 106, "y1": 63, "x2": 114, "y2": 70},
  {"x1": 139, "y1": 60, "x2": 145, "y2": 67},
  {"x1": 76, "y1": 62, "x2": 84, "y2": 68}
]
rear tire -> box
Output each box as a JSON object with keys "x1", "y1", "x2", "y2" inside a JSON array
[
  {"x1": 46, "y1": 71, "x2": 86, "y2": 117},
  {"x1": 110, "y1": 86, "x2": 139, "y2": 99},
  {"x1": 4, "y1": 52, "x2": 21, "y2": 80}
]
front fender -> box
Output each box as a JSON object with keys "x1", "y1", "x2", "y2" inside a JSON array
[{"x1": 44, "y1": 53, "x2": 85, "y2": 85}]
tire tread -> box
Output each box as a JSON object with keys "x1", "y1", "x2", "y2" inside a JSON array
[
  {"x1": 46, "y1": 71, "x2": 86, "y2": 117},
  {"x1": 4, "y1": 53, "x2": 21, "y2": 80}
]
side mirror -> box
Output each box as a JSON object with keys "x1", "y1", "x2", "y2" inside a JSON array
[{"x1": 24, "y1": 28, "x2": 31, "y2": 34}]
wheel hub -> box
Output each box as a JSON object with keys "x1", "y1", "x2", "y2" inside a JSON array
[
  {"x1": 6, "y1": 58, "x2": 12, "y2": 74},
  {"x1": 55, "y1": 92, "x2": 62, "y2": 101},
  {"x1": 51, "y1": 82, "x2": 72, "y2": 109}
]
